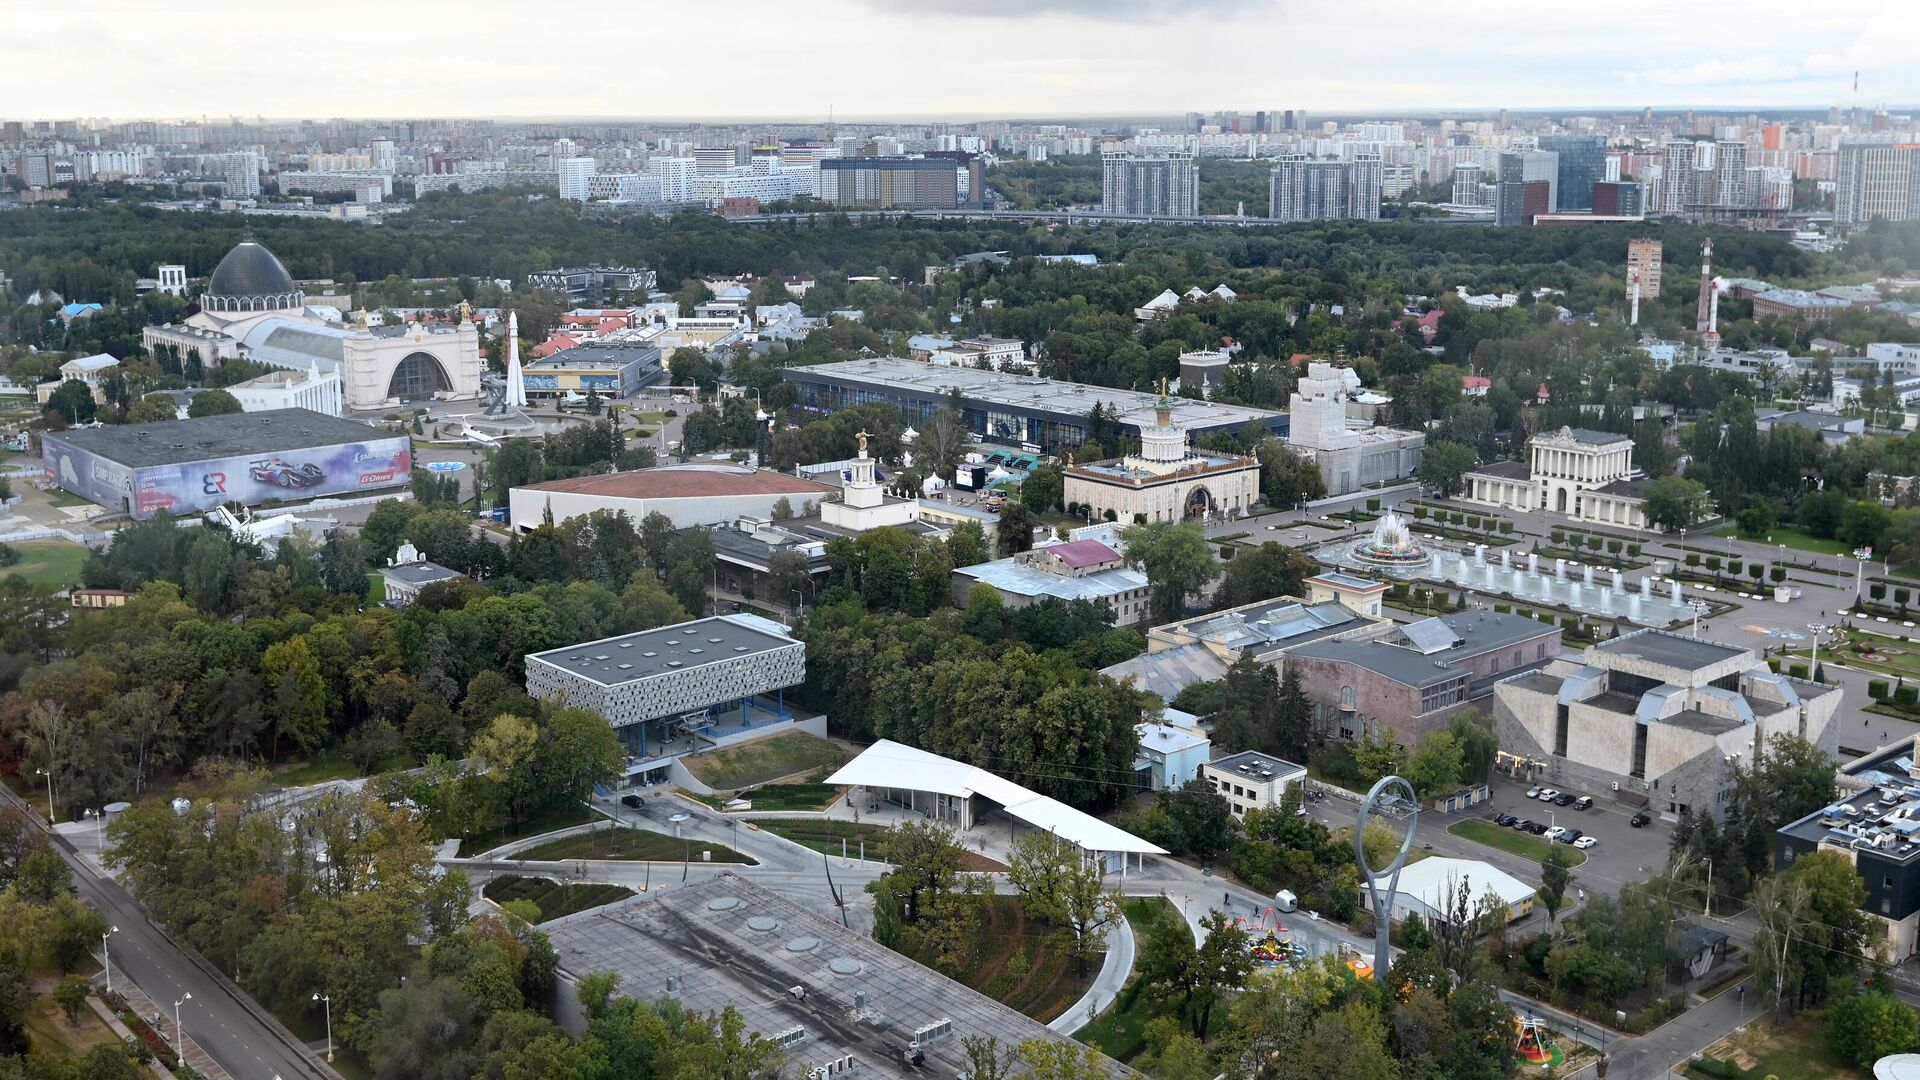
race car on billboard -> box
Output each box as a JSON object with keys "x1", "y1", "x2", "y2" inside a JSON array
[{"x1": 249, "y1": 459, "x2": 326, "y2": 489}]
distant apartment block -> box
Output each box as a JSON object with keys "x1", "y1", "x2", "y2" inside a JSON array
[
  {"x1": 1101, "y1": 151, "x2": 1199, "y2": 217},
  {"x1": 817, "y1": 157, "x2": 959, "y2": 210},
  {"x1": 1627, "y1": 238, "x2": 1664, "y2": 298},
  {"x1": 1836, "y1": 142, "x2": 1920, "y2": 226},
  {"x1": 1267, "y1": 155, "x2": 1381, "y2": 221}
]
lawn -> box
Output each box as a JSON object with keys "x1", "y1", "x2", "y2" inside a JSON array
[
  {"x1": 682, "y1": 731, "x2": 850, "y2": 791},
  {"x1": 737, "y1": 782, "x2": 846, "y2": 812},
  {"x1": 1684, "y1": 1012, "x2": 1865, "y2": 1080},
  {"x1": 1448, "y1": 818, "x2": 1586, "y2": 866},
  {"x1": 1076, "y1": 898, "x2": 1192, "y2": 1063},
  {"x1": 483, "y1": 874, "x2": 637, "y2": 921},
  {"x1": 457, "y1": 802, "x2": 599, "y2": 855},
  {"x1": 42, "y1": 490, "x2": 93, "y2": 510},
  {"x1": 2, "y1": 541, "x2": 89, "y2": 589},
  {"x1": 364, "y1": 571, "x2": 385, "y2": 605},
  {"x1": 909, "y1": 895, "x2": 1092, "y2": 1023},
  {"x1": 754, "y1": 818, "x2": 890, "y2": 857},
  {"x1": 24, "y1": 986, "x2": 118, "y2": 1059},
  {"x1": 1758, "y1": 524, "x2": 1854, "y2": 558},
  {"x1": 516, "y1": 826, "x2": 756, "y2": 864}
]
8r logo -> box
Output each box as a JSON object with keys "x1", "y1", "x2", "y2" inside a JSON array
[{"x1": 202, "y1": 472, "x2": 227, "y2": 495}]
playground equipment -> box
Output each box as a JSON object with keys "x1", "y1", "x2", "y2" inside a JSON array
[{"x1": 1514, "y1": 1014, "x2": 1553, "y2": 1065}]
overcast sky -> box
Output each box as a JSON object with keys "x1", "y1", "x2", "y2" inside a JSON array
[{"x1": 8, "y1": 0, "x2": 1918, "y2": 121}]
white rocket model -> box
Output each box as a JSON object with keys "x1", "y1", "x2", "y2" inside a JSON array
[{"x1": 505, "y1": 310, "x2": 528, "y2": 408}]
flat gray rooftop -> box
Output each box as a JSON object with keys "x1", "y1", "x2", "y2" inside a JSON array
[
  {"x1": 526, "y1": 615, "x2": 798, "y2": 686},
  {"x1": 1595, "y1": 631, "x2": 1745, "y2": 672},
  {"x1": 45, "y1": 408, "x2": 390, "y2": 468},
  {"x1": 545, "y1": 874, "x2": 1130, "y2": 1078},
  {"x1": 785, "y1": 357, "x2": 1283, "y2": 432}
]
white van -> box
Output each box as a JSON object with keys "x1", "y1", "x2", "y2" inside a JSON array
[{"x1": 1274, "y1": 889, "x2": 1299, "y2": 913}]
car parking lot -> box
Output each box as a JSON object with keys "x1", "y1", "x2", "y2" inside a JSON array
[{"x1": 1472, "y1": 774, "x2": 1675, "y2": 895}]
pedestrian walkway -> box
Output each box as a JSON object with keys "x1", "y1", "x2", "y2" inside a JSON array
[{"x1": 116, "y1": 977, "x2": 230, "y2": 1080}]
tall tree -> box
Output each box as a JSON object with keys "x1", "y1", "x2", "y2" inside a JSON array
[{"x1": 1119, "y1": 520, "x2": 1220, "y2": 623}]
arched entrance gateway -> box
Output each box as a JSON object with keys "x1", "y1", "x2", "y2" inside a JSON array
[
  {"x1": 1184, "y1": 486, "x2": 1214, "y2": 519},
  {"x1": 388, "y1": 352, "x2": 451, "y2": 401}
]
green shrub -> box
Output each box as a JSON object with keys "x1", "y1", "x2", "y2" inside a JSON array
[
  {"x1": 1788, "y1": 663, "x2": 1810, "y2": 679},
  {"x1": 1494, "y1": 603, "x2": 1511, "y2": 614},
  {"x1": 1412, "y1": 506, "x2": 1427, "y2": 520},
  {"x1": 1870, "y1": 680, "x2": 1891, "y2": 700},
  {"x1": 1899, "y1": 685, "x2": 1920, "y2": 708}
]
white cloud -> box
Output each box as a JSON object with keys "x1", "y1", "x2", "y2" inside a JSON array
[
  {"x1": 1645, "y1": 58, "x2": 1802, "y2": 87},
  {"x1": 0, "y1": 0, "x2": 1915, "y2": 118}
]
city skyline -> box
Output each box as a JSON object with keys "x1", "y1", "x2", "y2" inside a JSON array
[{"x1": 6, "y1": 0, "x2": 1918, "y2": 119}]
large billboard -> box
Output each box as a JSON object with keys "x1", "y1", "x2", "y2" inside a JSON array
[{"x1": 45, "y1": 435, "x2": 411, "y2": 519}]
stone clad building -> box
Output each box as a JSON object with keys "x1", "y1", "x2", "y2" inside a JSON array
[
  {"x1": 1494, "y1": 629, "x2": 1841, "y2": 819},
  {"x1": 1063, "y1": 387, "x2": 1259, "y2": 523},
  {"x1": 1460, "y1": 426, "x2": 1651, "y2": 529}
]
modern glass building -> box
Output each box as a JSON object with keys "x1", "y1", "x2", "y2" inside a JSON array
[
  {"x1": 781, "y1": 358, "x2": 1286, "y2": 450},
  {"x1": 1539, "y1": 135, "x2": 1607, "y2": 212}
]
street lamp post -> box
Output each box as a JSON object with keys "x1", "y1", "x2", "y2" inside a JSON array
[
  {"x1": 100, "y1": 926, "x2": 116, "y2": 993},
  {"x1": 1808, "y1": 623, "x2": 1835, "y2": 683},
  {"x1": 1855, "y1": 547, "x2": 1873, "y2": 608},
  {"x1": 1689, "y1": 599, "x2": 1709, "y2": 639},
  {"x1": 1703, "y1": 858, "x2": 1714, "y2": 917},
  {"x1": 312, "y1": 992, "x2": 333, "y2": 1061},
  {"x1": 82, "y1": 808, "x2": 103, "y2": 846},
  {"x1": 173, "y1": 993, "x2": 191, "y2": 1056},
  {"x1": 32, "y1": 769, "x2": 52, "y2": 823}
]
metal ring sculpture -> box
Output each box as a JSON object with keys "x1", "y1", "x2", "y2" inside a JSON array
[{"x1": 1354, "y1": 774, "x2": 1420, "y2": 977}]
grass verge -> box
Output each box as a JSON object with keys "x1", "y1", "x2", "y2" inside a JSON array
[
  {"x1": 754, "y1": 819, "x2": 890, "y2": 857},
  {"x1": 682, "y1": 731, "x2": 849, "y2": 790},
  {"x1": 483, "y1": 874, "x2": 637, "y2": 921},
  {"x1": 516, "y1": 826, "x2": 756, "y2": 864},
  {"x1": 1075, "y1": 897, "x2": 1191, "y2": 1063},
  {"x1": 1449, "y1": 818, "x2": 1587, "y2": 866}
]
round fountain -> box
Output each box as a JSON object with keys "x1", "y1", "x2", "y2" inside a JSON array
[{"x1": 1347, "y1": 510, "x2": 1433, "y2": 575}]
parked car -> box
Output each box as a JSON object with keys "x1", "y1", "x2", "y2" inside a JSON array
[
  {"x1": 1495, "y1": 814, "x2": 1517, "y2": 827},
  {"x1": 1544, "y1": 826, "x2": 1568, "y2": 842},
  {"x1": 1537, "y1": 789, "x2": 1561, "y2": 802},
  {"x1": 1629, "y1": 812, "x2": 1651, "y2": 828},
  {"x1": 1554, "y1": 792, "x2": 1576, "y2": 807},
  {"x1": 1513, "y1": 818, "x2": 1534, "y2": 832},
  {"x1": 1526, "y1": 786, "x2": 1543, "y2": 799},
  {"x1": 620, "y1": 794, "x2": 644, "y2": 809},
  {"x1": 1527, "y1": 822, "x2": 1550, "y2": 835},
  {"x1": 1573, "y1": 836, "x2": 1598, "y2": 849},
  {"x1": 1573, "y1": 796, "x2": 1593, "y2": 811},
  {"x1": 1559, "y1": 829, "x2": 1584, "y2": 845}
]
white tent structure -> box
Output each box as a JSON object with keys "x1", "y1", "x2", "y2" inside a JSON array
[
  {"x1": 825, "y1": 739, "x2": 1166, "y2": 874},
  {"x1": 1363, "y1": 856, "x2": 1537, "y2": 927}
]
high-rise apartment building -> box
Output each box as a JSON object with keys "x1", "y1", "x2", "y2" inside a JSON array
[
  {"x1": 557, "y1": 157, "x2": 596, "y2": 202},
  {"x1": 1658, "y1": 140, "x2": 1698, "y2": 214},
  {"x1": 1539, "y1": 134, "x2": 1606, "y2": 211},
  {"x1": 1101, "y1": 151, "x2": 1200, "y2": 217},
  {"x1": 1495, "y1": 150, "x2": 1557, "y2": 225},
  {"x1": 1267, "y1": 155, "x2": 1381, "y2": 221},
  {"x1": 1626, "y1": 238, "x2": 1664, "y2": 299},
  {"x1": 1593, "y1": 181, "x2": 1645, "y2": 217},
  {"x1": 223, "y1": 151, "x2": 261, "y2": 197},
  {"x1": 11, "y1": 151, "x2": 53, "y2": 189},
  {"x1": 1713, "y1": 140, "x2": 1748, "y2": 208},
  {"x1": 1835, "y1": 142, "x2": 1920, "y2": 226},
  {"x1": 818, "y1": 157, "x2": 960, "y2": 210}
]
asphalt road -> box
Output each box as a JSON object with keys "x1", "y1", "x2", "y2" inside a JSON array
[{"x1": 59, "y1": 837, "x2": 329, "y2": 1080}]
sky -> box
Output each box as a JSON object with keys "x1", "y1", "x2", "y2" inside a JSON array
[{"x1": 7, "y1": 0, "x2": 1919, "y2": 121}]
